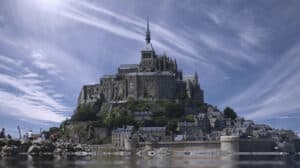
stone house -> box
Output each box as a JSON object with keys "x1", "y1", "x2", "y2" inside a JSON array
[
  {"x1": 222, "y1": 125, "x2": 253, "y2": 138},
  {"x1": 111, "y1": 126, "x2": 134, "y2": 149},
  {"x1": 177, "y1": 113, "x2": 211, "y2": 140},
  {"x1": 207, "y1": 107, "x2": 225, "y2": 130},
  {"x1": 195, "y1": 113, "x2": 211, "y2": 133},
  {"x1": 178, "y1": 122, "x2": 204, "y2": 140},
  {"x1": 138, "y1": 127, "x2": 168, "y2": 142}
]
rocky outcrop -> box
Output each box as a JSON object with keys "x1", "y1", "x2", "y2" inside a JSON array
[
  {"x1": 0, "y1": 139, "x2": 21, "y2": 156},
  {"x1": 54, "y1": 143, "x2": 92, "y2": 155},
  {"x1": 28, "y1": 142, "x2": 58, "y2": 155},
  {"x1": 1, "y1": 145, "x2": 18, "y2": 155},
  {"x1": 19, "y1": 141, "x2": 32, "y2": 153},
  {"x1": 28, "y1": 144, "x2": 41, "y2": 155},
  {"x1": 0, "y1": 138, "x2": 93, "y2": 156}
]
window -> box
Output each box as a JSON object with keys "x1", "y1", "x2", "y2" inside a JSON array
[{"x1": 129, "y1": 82, "x2": 134, "y2": 89}]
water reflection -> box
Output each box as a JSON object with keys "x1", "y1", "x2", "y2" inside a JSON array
[{"x1": 0, "y1": 153, "x2": 299, "y2": 168}]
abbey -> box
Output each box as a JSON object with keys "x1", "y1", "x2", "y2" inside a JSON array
[{"x1": 78, "y1": 21, "x2": 204, "y2": 105}]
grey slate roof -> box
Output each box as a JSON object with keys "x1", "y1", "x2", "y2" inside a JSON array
[
  {"x1": 139, "y1": 127, "x2": 166, "y2": 132},
  {"x1": 118, "y1": 64, "x2": 139, "y2": 70},
  {"x1": 126, "y1": 71, "x2": 174, "y2": 76},
  {"x1": 102, "y1": 75, "x2": 116, "y2": 79},
  {"x1": 112, "y1": 126, "x2": 134, "y2": 133}
]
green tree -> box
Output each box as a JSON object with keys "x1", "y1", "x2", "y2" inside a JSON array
[
  {"x1": 102, "y1": 108, "x2": 136, "y2": 128},
  {"x1": 176, "y1": 90, "x2": 188, "y2": 100},
  {"x1": 183, "y1": 114, "x2": 194, "y2": 122},
  {"x1": 223, "y1": 107, "x2": 237, "y2": 120},
  {"x1": 71, "y1": 104, "x2": 97, "y2": 121},
  {"x1": 165, "y1": 102, "x2": 184, "y2": 118}
]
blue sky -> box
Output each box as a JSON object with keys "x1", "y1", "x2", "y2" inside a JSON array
[{"x1": 0, "y1": 0, "x2": 300, "y2": 137}]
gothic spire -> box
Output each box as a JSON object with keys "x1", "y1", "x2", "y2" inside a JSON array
[{"x1": 146, "y1": 19, "x2": 151, "y2": 44}]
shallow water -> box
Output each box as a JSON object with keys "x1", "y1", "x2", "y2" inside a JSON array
[{"x1": 0, "y1": 153, "x2": 299, "y2": 168}]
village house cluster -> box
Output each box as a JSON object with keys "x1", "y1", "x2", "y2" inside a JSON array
[{"x1": 111, "y1": 106, "x2": 295, "y2": 149}]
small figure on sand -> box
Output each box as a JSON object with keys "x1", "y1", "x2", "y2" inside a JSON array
[{"x1": 0, "y1": 128, "x2": 6, "y2": 138}]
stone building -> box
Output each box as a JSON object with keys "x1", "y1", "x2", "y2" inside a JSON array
[
  {"x1": 111, "y1": 126, "x2": 134, "y2": 149},
  {"x1": 178, "y1": 121, "x2": 204, "y2": 140},
  {"x1": 138, "y1": 127, "x2": 168, "y2": 141},
  {"x1": 207, "y1": 107, "x2": 225, "y2": 130},
  {"x1": 177, "y1": 113, "x2": 211, "y2": 140},
  {"x1": 78, "y1": 20, "x2": 204, "y2": 105}
]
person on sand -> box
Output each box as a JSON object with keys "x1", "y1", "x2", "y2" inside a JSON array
[{"x1": 0, "y1": 128, "x2": 5, "y2": 139}]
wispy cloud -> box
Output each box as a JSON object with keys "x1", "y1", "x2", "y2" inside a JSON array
[
  {"x1": 0, "y1": 55, "x2": 69, "y2": 123},
  {"x1": 223, "y1": 42, "x2": 300, "y2": 120},
  {"x1": 31, "y1": 50, "x2": 60, "y2": 75},
  {"x1": 20, "y1": 72, "x2": 39, "y2": 78},
  {"x1": 189, "y1": 1, "x2": 269, "y2": 66},
  {"x1": 0, "y1": 54, "x2": 23, "y2": 67},
  {"x1": 0, "y1": 63, "x2": 13, "y2": 72},
  {"x1": 56, "y1": 1, "x2": 208, "y2": 63}
]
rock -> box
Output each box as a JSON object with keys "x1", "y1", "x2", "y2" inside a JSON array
[
  {"x1": 83, "y1": 146, "x2": 92, "y2": 152},
  {"x1": 28, "y1": 144, "x2": 41, "y2": 155},
  {"x1": 74, "y1": 144, "x2": 82, "y2": 152},
  {"x1": 1, "y1": 145, "x2": 18, "y2": 155},
  {"x1": 40, "y1": 142, "x2": 55, "y2": 153},
  {"x1": 0, "y1": 138, "x2": 6, "y2": 147},
  {"x1": 54, "y1": 147, "x2": 63, "y2": 155},
  {"x1": 66, "y1": 143, "x2": 76, "y2": 153},
  {"x1": 28, "y1": 142, "x2": 57, "y2": 155},
  {"x1": 6, "y1": 140, "x2": 21, "y2": 147},
  {"x1": 19, "y1": 141, "x2": 32, "y2": 153}
]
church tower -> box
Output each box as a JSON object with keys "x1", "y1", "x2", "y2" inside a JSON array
[{"x1": 140, "y1": 20, "x2": 157, "y2": 72}]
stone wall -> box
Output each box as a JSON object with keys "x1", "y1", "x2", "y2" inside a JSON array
[
  {"x1": 294, "y1": 139, "x2": 300, "y2": 152},
  {"x1": 239, "y1": 139, "x2": 277, "y2": 152}
]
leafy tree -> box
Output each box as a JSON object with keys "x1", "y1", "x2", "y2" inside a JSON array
[
  {"x1": 71, "y1": 104, "x2": 98, "y2": 121},
  {"x1": 176, "y1": 90, "x2": 188, "y2": 100},
  {"x1": 102, "y1": 108, "x2": 135, "y2": 128},
  {"x1": 165, "y1": 102, "x2": 184, "y2": 118},
  {"x1": 223, "y1": 107, "x2": 237, "y2": 120},
  {"x1": 152, "y1": 116, "x2": 168, "y2": 126},
  {"x1": 183, "y1": 114, "x2": 194, "y2": 122},
  {"x1": 127, "y1": 99, "x2": 151, "y2": 111},
  {"x1": 166, "y1": 120, "x2": 178, "y2": 135},
  {"x1": 198, "y1": 103, "x2": 208, "y2": 113}
]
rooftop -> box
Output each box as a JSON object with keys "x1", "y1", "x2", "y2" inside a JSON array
[
  {"x1": 126, "y1": 71, "x2": 174, "y2": 76},
  {"x1": 118, "y1": 64, "x2": 139, "y2": 70},
  {"x1": 112, "y1": 126, "x2": 134, "y2": 133},
  {"x1": 139, "y1": 127, "x2": 166, "y2": 131}
]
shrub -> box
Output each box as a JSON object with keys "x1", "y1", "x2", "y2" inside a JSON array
[
  {"x1": 165, "y1": 102, "x2": 184, "y2": 118},
  {"x1": 71, "y1": 104, "x2": 98, "y2": 121},
  {"x1": 223, "y1": 107, "x2": 237, "y2": 120},
  {"x1": 183, "y1": 114, "x2": 194, "y2": 122},
  {"x1": 102, "y1": 108, "x2": 135, "y2": 128}
]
